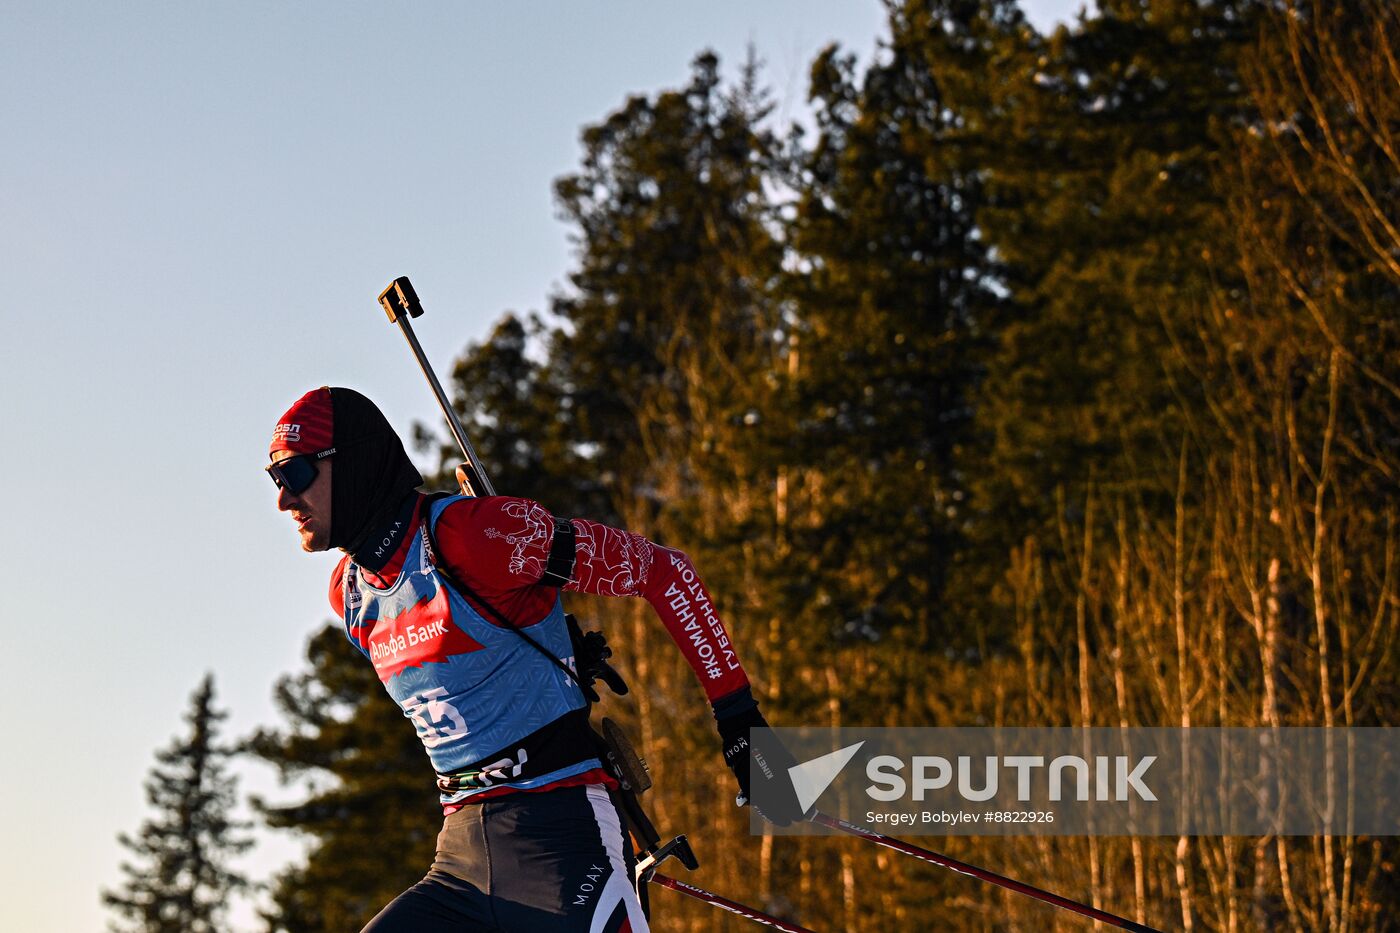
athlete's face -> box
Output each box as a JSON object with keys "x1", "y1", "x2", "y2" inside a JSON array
[{"x1": 272, "y1": 449, "x2": 333, "y2": 552}]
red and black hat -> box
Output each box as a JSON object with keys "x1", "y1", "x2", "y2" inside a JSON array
[
  {"x1": 270, "y1": 387, "x2": 335, "y2": 457},
  {"x1": 270, "y1": 387, "x2": 423, "y2": 553}
]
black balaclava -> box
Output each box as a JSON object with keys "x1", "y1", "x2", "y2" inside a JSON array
[{"x1": 325, "y1": 387, "x2": 423, "y2": 557}]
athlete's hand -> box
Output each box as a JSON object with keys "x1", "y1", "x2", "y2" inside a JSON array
[{"x1": 713, "y1": 688, "x2": 810, "y2": 826}]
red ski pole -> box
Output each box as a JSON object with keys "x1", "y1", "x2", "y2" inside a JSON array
[
  {"x1": 649, "y1": 873, "x2": 817, "y2": 932},
  {"x1": 810, "y1": 812, "x2": 1161, "y2": 932}
]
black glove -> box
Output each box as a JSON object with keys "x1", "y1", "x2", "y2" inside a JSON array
[{"x1": 713, "y1": 688, "x2": 810, "y2": 827}]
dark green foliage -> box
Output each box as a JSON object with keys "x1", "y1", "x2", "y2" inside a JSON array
[
  {"x1": 547, "y1": 49, "x2": 788, "y2": 528},
  {"x1": 104, "y1": 675, "x2": 251, "y2": 933},
  {"x1": 783, "y1": 0, "x2": 1014, "y2": 653},
  {"x1": 953, "y1": 0, "x2": 1264, "y2": 641}
]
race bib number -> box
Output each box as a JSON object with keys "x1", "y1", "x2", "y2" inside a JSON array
[{"x1": 407, "y1": 687, "x2": 469, "y2": 747}]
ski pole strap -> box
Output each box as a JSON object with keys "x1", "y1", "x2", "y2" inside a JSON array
[
  {"x1": 648, "y1": 873, "x2": 816, "y2": 933},
  {"x1": 810, "y1": 812, "x2": 1162, "y2": 933}
]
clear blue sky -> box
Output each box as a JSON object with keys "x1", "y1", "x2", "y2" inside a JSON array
[{"x1": 0, "y1": 2, "x2": 1084, "y2": 929}]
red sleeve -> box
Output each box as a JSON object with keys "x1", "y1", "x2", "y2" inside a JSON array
[
  {"x1": 433, "y1": 496, "x2": 751, "y2": 703},
  {"x1": 567, "y1": 518, "x2": 751, "y2": 703},
  {"x1": 431, "y1": 496, "x2": 572, "y2": 629}
]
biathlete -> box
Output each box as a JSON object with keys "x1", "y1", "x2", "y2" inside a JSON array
[{"x1": 266, "y1": 386, "x2": 805, "y2": 932}]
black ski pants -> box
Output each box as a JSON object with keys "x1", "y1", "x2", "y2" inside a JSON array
[{"x1": 361, "y1": 784, "x2": 649, "y2": 932}]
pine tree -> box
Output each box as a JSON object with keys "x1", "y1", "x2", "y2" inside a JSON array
[
  {"x1": 547, "y1": 48, "x2": 788, "y2": 529},
  {"x1": 955, "y1": 0, "x2": 1265, "y2": 644},
  {"x1": 103, "y1": 675, "x2": 251, "y2": 933},
  {"x1": 783, "y1": 0, "x2": 1016, "y2": 662}
]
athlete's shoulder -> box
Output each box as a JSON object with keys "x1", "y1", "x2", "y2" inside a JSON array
[
  {"x1": 434, "y1": 494, "x2": 553, "y2": 536},
  {"x1": 432, "y1": 495, "x2": 560, "y2": 587}
]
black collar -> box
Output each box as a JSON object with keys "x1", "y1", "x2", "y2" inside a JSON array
[{"x1": 348, "y1": 492, "x2": 420, "y2": 574}]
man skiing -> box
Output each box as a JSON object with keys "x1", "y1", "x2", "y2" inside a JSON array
[{"x1": 267, "y1": 386, "x2": 805, "y2": 932}]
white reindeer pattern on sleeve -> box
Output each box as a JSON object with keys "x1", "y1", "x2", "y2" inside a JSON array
[
  {"x1": 566, "y1": 519, "x2": 656, "y2": 597},
  {"x1": 456, "y1": 496, "x2": 749, "y2": 702},
  {"x1": 482, "y1": 499, "x2": 555, "y2": 578}
]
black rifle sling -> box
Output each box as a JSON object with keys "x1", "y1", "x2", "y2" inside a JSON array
[{"x1": 420, "y1": 494, "x2": 592, "y2": 702}]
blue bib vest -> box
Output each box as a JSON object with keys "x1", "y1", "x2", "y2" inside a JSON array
[{"x1": 341, "y1": 496, "x2": 601, "y2": 805}]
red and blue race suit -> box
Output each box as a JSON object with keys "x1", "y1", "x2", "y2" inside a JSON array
[{"x1": 330, "y1": 492, "x2": 751, "y2": 808}]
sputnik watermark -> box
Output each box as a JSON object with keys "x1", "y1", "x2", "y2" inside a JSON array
[
  {"x1": 752, "y1": 727, "x2": 1400, "y2": 837},
  {"x1": 866, "y1": 753, "x2": 1156, "y2": 803}
]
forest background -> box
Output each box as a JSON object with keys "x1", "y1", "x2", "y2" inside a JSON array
[{"x1": 104, "y1": 1, "x2": 1399, "y2": 930}]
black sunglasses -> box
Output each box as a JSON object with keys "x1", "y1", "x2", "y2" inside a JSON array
[{"x1": 267, "y1": 448, "x2": 335, "y2": 495}]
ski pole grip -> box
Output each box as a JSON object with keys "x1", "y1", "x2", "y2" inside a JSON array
[{"x1": 379, "y1": 276, "x2": 424, "y2": 322}]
